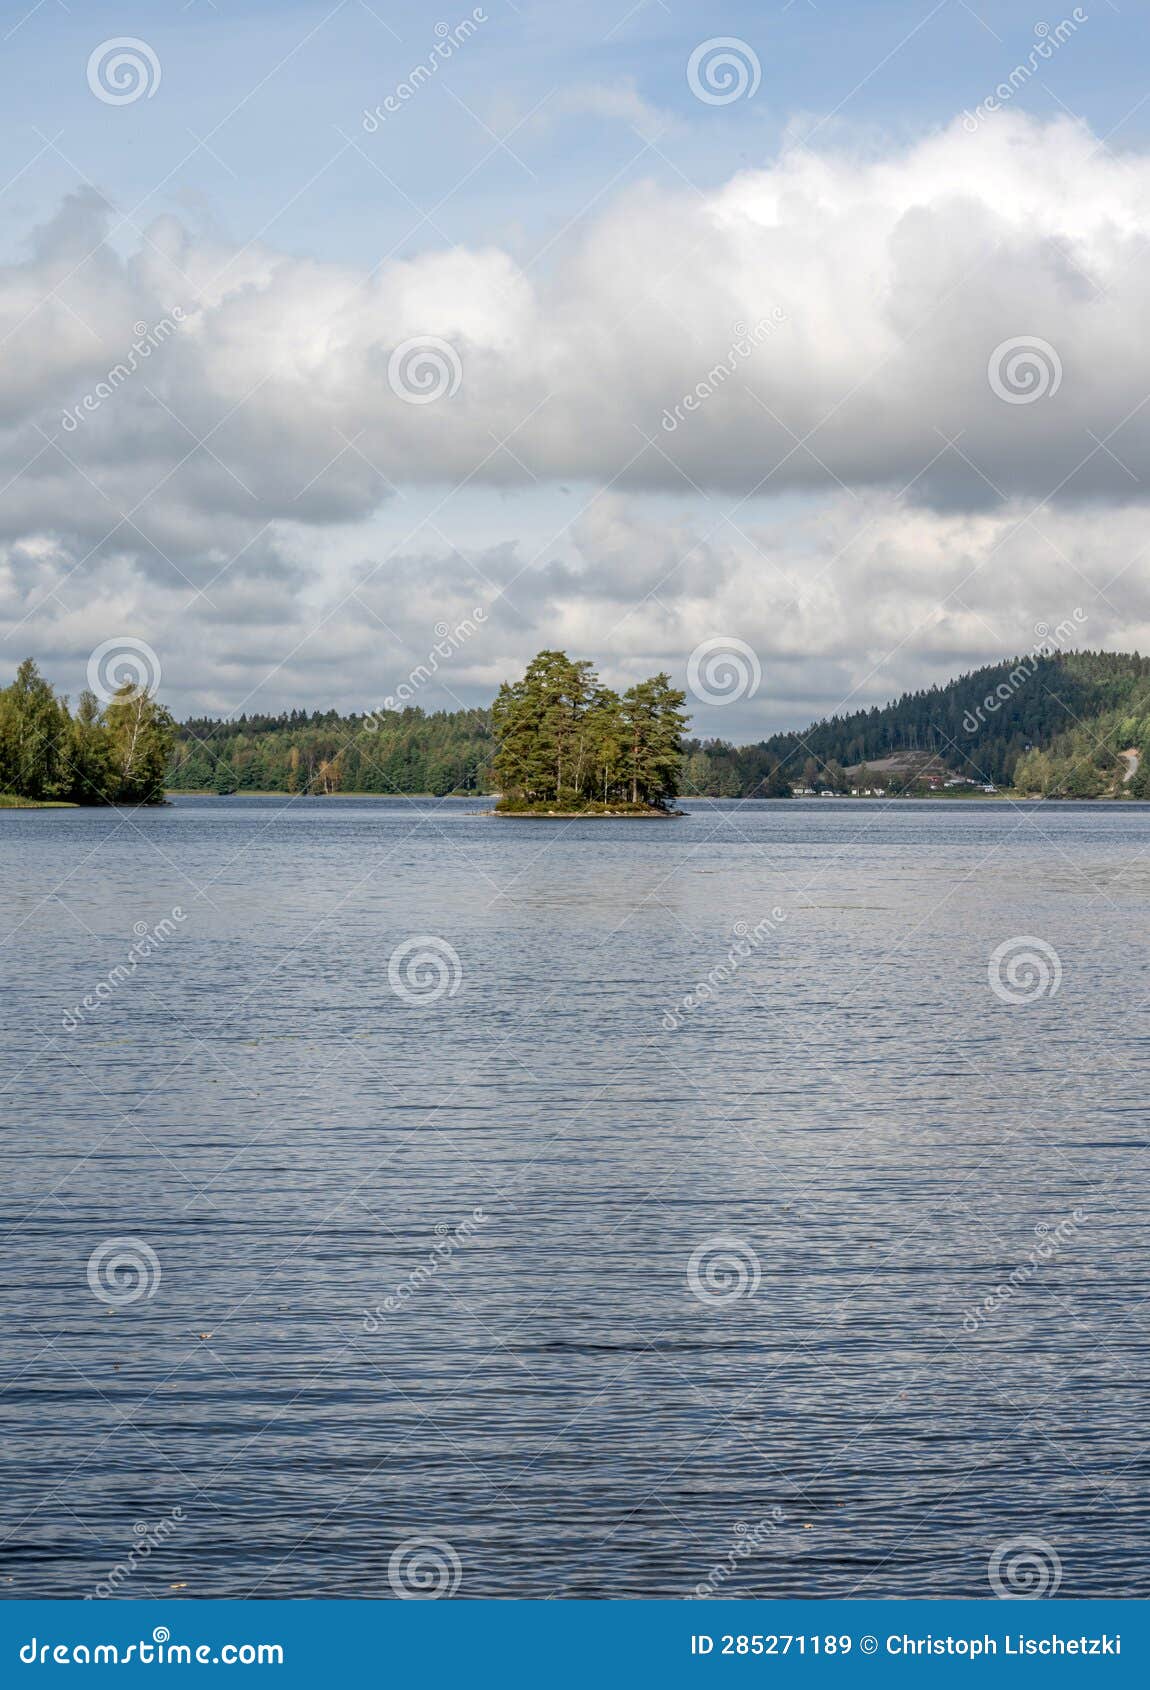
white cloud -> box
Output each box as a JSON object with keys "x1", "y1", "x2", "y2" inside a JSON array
[
  {"x1": 6, "y1": 490, "x2": 1149, "y2": 738},
  {"x1": 4, "y1": 112, "x2": 1150, "y2": 724}
]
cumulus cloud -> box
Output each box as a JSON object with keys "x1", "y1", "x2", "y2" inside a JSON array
[
  {"x1": 3, "y1": 111, "x2": 1150, "y2": 725},
  {"x1": 6, "y1": 491, "x2": 1149, "y2": 739}
]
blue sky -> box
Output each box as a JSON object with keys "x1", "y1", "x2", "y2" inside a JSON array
[
  {"x1": 2, "y1": 0, "x2": 1143, "y2": 270},
  {"x1": 3, "y1": 0, "x2": 1150, "y2": 734}
]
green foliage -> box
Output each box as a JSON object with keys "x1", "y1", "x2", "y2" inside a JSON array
[
  {"x1": 0, "y1": 662, "x2": 173, "y2": 806},
  {"x1": 104, "y1": 687, "x2": 176, "y2": 805},
  {"x1": 168, "y1": 705, "x2": 494, "y2": 796},
  {"x1": 161, "y1": 648, "x2": 1150, "y2": 802},
  {"x1": 0, "y1": 659, "x2": 70, "y2": 799},
  {"x1": 756, "y1": 650, "x2": 1150, "y2": 789},
  {"x1": 492, "y1": 651, "x2": 689, "y2": 809},
  {"x1": 12, "y1": 646, "x2": 1145, "y2": 811}
]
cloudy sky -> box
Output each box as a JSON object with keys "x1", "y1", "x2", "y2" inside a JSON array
[{"x1": 3, "y1": 0, "x2": 1150, "y2": 738}]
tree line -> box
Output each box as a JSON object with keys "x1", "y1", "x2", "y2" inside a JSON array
[
  {"x1": 9, "y1": 648, "x2": 1150, "y2": 808},
  {"x1": 169, "y1": 705, "x2": 492, "y2": 797},
  {"x1": 757, "y1": 650, "x2": 1150, "y2": 790},
  {"x1": 0, "y1": 660, "x2": 173, "y2": 805}
]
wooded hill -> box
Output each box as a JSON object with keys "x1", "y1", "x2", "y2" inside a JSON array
[
  {"x1": 757, "y1": 650, "x2": 1150, "y2": 797},
  {"x1": 7, "y1": 648, "x2": 1150, "y2": 805},
  {"x1": 163, "y1": 650, "x2": 1150, "y2": 799}
]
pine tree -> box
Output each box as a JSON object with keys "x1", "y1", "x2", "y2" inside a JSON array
[{"x1": 620, "y1": 674, "x2": 689, "y2": 804}]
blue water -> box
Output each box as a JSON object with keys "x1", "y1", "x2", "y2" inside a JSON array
[{"x1": 1, "y1": 796, "x2": 1147, "y2": 1599}]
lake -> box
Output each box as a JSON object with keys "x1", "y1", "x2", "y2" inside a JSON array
[{"x1": 2, "y1": 796, "x2": 1147, "y2": 1599}]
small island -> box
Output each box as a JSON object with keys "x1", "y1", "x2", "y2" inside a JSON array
[{"x1": 490, "y1": 650, "x2": 688, "y2": 816}]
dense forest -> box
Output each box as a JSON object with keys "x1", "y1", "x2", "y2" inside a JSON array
[
  {"x1": 0, "y1": 660, "x2": 174, "y2": 805},
  {"x1": 759, "y1": 650, "x2": 1150, "y2": 791},
  {"x1": 6, "y1": 649, "x2": 1150, "y2": 806},
  {"x1": 492, "y1": 650, "x2": 688, "y2": 811},
  {"x1": 163, "y1": 648, "x2": 1150, "y2": 800},
  {"x1": 169, "y1": 704, "x2": 492, "y2": 797}
]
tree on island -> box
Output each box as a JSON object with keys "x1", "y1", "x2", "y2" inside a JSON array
[
  {"x1": 0, "y1": 659, "x2": 174, "y2": 805},
  {"x1": 492, "y1": 650, "x2": 689, "y2": 811}
]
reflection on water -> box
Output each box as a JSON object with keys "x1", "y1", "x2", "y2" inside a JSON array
[{"x1": 1, "y1": 796, "x2": 1148, "y2": 1598}]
